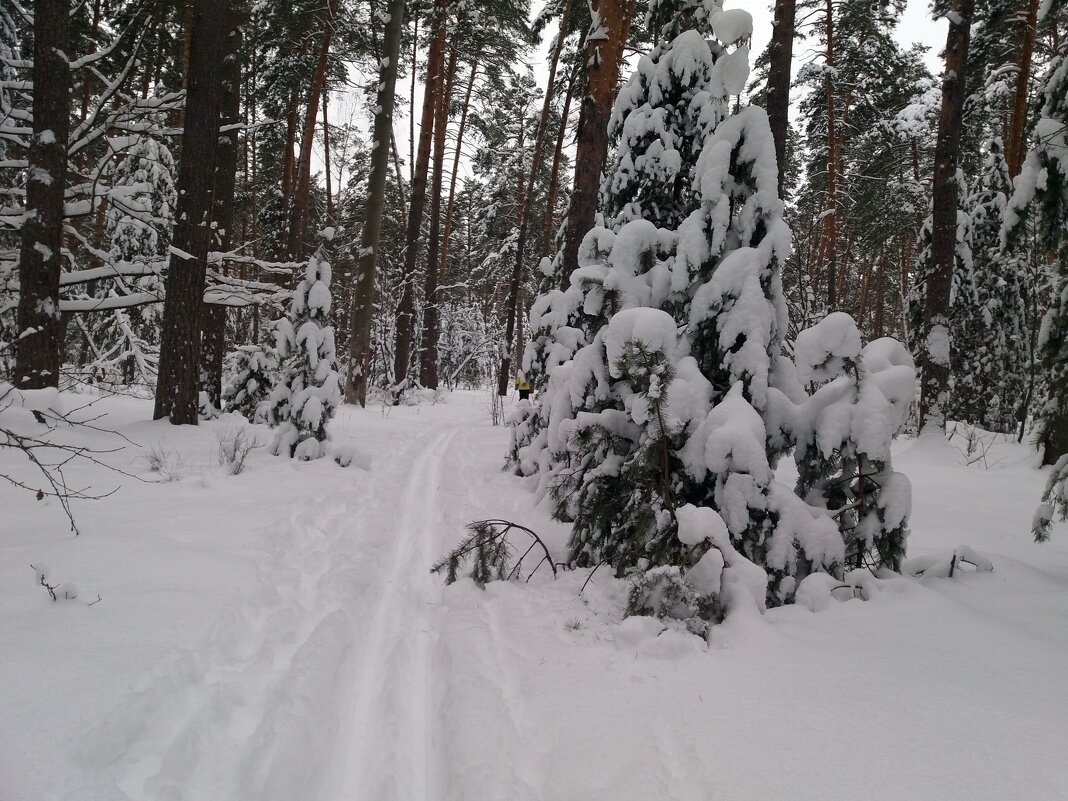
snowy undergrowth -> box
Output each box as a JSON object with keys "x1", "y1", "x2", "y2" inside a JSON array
[{"x1": 2, "y1": 391, "x2": 1067, "y2": 800}]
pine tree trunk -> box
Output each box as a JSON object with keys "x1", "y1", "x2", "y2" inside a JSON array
[
  {"x1": 345, "y1": 0, "x2": 405, "y2": 406},
  {"x1": 558, "y1": 0, "x2": 634, "y2": 288},
  {"x1": 393, "y1": 0, "x2": 449, "y2": 391},
  {"x1": 874, "y1": 255, "x2": 886, "y2": 338},
  {"x1": 15, "y1": 0, "x2": 71, "y2": 390},
  {"x1": 439, "y1": 62, "x2": 479, "y2": 282},
  {"x1": 497, "y1": 0, "x2": 574, "y2": 395},
  {"x1": 820, "y1": 0, "x2": 839, "y2": 310},
  {"x1": 280, "y1": 89, "x2": 299, "y2": 237},
  {"x1": 419, "y1": 44, "x2": 459, "y2": 389},
  {"x1": 1005, "y1": 0, "x2": 1039, "y2": 178},
  {"x1": 288, "y1": 0, "x2": 340, "y2": 260},
  {"x1": 542, "y1": 65, "x2": 577, "y2": 257},
  {"x1": 323, "y1": 90, "x2": 333, "y2": 224},
  {"x1": 409, "y1": 17, "x2": 418, "y2": 186},
  {"x1": 201, "y1": 9, "x2": 246, "y2": 412},
  {"x1": 919, "y1": 0, "x2": 975, "y2": 430},
  {"x1": 390, "y1": 130, "x2": 409, "y2": 230},
  {"x1": 153, "y1": 0, "x2": 231, "y2": 423},
  {"x1": 767, "y1": 0, "x2": 796, "y2": 199}
]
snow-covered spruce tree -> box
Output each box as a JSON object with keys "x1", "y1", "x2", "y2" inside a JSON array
[
  {"x1": 222, "y1": 343, "x2": 279, "y2": 422},
  {"x1": 512, "y1": 4, "x2": 751, "y2": 475},
  {"x1": 268, "y1": 236, "x2": 342, "y2": 460},
  {"x1": 793, "y1": 313, "x2": 916, "y2": 571},
  {"x1": 906, "y1": 170, "x2": 973, "y2": 425},
  {"x1": 959, "y1": 139, "x2": 1030, "y2": 432},
  {"x1": 522, "y1": 18, "x2": 861, "y2": 615},
  {"x1": 600, "y1": 4, "x2": 746, "y2": 231},
  {"x1": 1006, "y1": 49, "x2": 1068, "y2": 465}
]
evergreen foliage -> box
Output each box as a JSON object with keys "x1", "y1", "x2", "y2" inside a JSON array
[
  {"x1": 268, "y1": 239, "x2": 341, "y2": 460},
  {"x1": 953, "y1": 139, "x2": 1030, "y2": 432},
  {"x1": 793, "y1": 313, "x2": 915, "y2": 572},
  {"x1": 1032, "y1": 454, "x2": 1068, "y2": 543},
  {"x1": 1006, "y1": 49, "x2": 1068, "y2": 464},
  {"x1": 512, "y1": 18, "x2": 915, "y2": 618},
  {"x1": 223, "y1": 343, "x2": 279, "y2": 422}
]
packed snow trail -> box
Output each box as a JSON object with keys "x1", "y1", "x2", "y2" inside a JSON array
[{"x1": 328, "y1": 424, "x2": 458, "y2": 801}]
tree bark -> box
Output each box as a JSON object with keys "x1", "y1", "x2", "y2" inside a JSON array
[
  {"x1": 542, "y1": 64, "x2": 578, "y2": 257},
  {"x1": 919, "y1": 0, "x2": 975, "y2": 430},
  {"x1": 766, "y1": 0, "x2": 796, "y2": 199},
  {"x1": 498, "y1": 0, "x2": 574, "y2": 395},
  {"x1": 419, "y1": 44, "x2": 459, "y2": 389},
  {"x1": 153, "y1": 0, "x2": 231, "y2": 423},
  {"x1": 323, "y1": 89, "x2": 333, "y2": 224},
  {"x1": 1005, "y1": 0, "x2": 1039, "y2": 178},
  {"x1": 439, "y1": 62, "x2": 478, "y2": 283},
  {"x1": 201, "y1": 8, "x2": 246, "y2": 412},
  {"x1": 346, "y1": 0, "x2": 406, "y2": 405},
  {"x1": 557, "y1": 0, "x2": 634, "y2": 288},
  {"x1": 393, "y1": 0, "x2": 449, "y2": 390},
  {"x1": 288, "y1": 0, "x2": 340, "y2": 260},
  {"x1": 15, "y1": 0, "x2": 71, "y2": 390},
  {"x1": 820, "y1": 0, "x2": 839, "y2": 310}
]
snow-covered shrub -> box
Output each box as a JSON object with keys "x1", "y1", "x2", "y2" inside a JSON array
[
  {"x1": 793, "y1": 313, "x2": 916, "y2": 572},
  {"x1": 268, "y1": 239, "x2": 342, "y2": 460},
  {"x1": 216, "y1": 425, "x2": 261, "y2": 475},
  {"x1": 140, "y1": 441, "x2": 184, "y2": 482},
  {"x1": 222, "y1": 343, "x2": 278, "y2": 422}
]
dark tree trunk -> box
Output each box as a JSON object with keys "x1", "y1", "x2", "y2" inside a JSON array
[
  {"x1": 153, "y1": 0, "x2": 232, "y2": 423},
  {"x1": 419, "y1": 45, "x2": 458, "y2": 389},
  {"x1": 820, "y1": 0, "x2": 838, "y2": 310},
  {"x1": 439, "y1": 62, "x2": 478, "y2": 282},
  {"x1": 393, "y1": 0, "x2": 449, "y2": 390},
  {"x1": 201, "y1": 9, "x2": 246, "y2": 412},
  {"x1": 288, "y1": 0, "x2": 340, "y2": 260},
  {"x1": 919, "y1": 0, "x2": 975, "y2": 430},
  {"x1": 766, "y1": 0, "x2": 796, "y2": 199},
  {"x1": 346, "y1": 0, "x2": 405, "y2": 405},
  {"x1": 558, "y1": 0, "x2": 633, "y2": 288},
  {"x1": 15, "y1": 0, "x2": 71, "y2": 390},
  {"x1": 541, "y1": 65, "x2": 577, "y2": 257}
]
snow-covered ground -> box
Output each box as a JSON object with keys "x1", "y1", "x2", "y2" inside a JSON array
[{"x1": 2, "y1": 390, "x2": 1067, "y2": 800}]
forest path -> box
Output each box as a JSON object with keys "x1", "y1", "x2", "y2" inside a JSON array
[{"x1": 325, "y1": 398, "x2": 494, "y2": 801}]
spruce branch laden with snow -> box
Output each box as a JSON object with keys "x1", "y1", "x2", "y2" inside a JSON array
[{"x1": 268, "y1": 234, "x2": 342, "y2": 461}]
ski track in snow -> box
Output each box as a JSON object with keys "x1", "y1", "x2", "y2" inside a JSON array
[{"x1": 329, "y1": 423, "x2": 459, "y2": 801}]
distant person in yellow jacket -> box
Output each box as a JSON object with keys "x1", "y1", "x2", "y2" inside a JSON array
[{"x1": 515, "y1": 373, "x2": 531, "y2": 401}]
